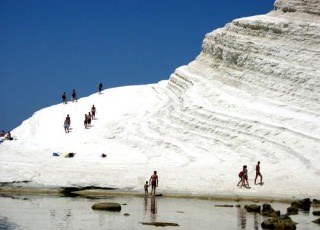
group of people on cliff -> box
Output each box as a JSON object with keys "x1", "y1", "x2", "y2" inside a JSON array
[
  {"x1": 63, "y1": 104, "x2": 97, "y2": 133},
  {"x1": 62, "y1": 83, "x2": 102, "y2": 133},
  {"x1": 61, "y1": 83, "x2": 103, "y2": 104}
]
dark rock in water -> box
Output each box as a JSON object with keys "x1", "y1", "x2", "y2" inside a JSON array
[
  {"x1": 291, "y1": 198, "x2": 311, "y2": 211},
  {"x1": 92, "y1": 202, "x2": 121, "y2": 211},
  {"x1": 245, "y1": 204, "x2": 261, "y2": 213},
  {"x1": 141, "y1": 222, "x2": 179, "y2": 227},
  {"x1": 301, "y1": 198, "x2": 311, "y2": 211},
  {"x1": 215, "y1": 204, "x2": 234, "y2": 207},
  {"x1": 312, "y1": 218, "x2": 320, "y2": 224},
  {"x1": 262, "y1": 203, "x2": 273, "y2": 212},
  {"x1": 313, "y1": 199, "x2": 320, "y2": 208},
  {"x1": 313, "y1": 199, "x2": 320, "y2": 204},
  {"x1": 262, "y1": 203, "x2": 280, "y2": 217},
  {"x1": 287, "y1": 206, "x2": 299, "y2": 215},
  {"x1": 261, "y1": 215, "x2": 296, "y2": 230},
  {"x1": 123, "y1": 213, "x2": 130, "y2": 216},
  {"x1": 313, "y1": 211, "x2": 320, "y2": 216}
]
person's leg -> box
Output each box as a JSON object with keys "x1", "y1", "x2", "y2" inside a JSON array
[
  {"x1": 237, "y1": 177, "x2": 242, "y2": 186},
  {"x1": 240, "y1": 178, "x2": 244, "y2": 188},
  {"x1": 152, "y1": 184, "x2": 156, "y2": 195},
  {"x1": 259, "y1": 173, "x2": 263, "y2": 184}
]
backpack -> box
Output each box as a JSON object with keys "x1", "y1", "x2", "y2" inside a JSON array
[{"x1": 238, "y1": 171, "x2": 244, "y2": 178}]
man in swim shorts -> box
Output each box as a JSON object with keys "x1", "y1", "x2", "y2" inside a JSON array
[{"x1": 149, "y1": 171, "x2": 158, "y2": 196}]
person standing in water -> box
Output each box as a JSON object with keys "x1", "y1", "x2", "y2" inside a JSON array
[{"x1": 149, "y1": 171, "x2": 158, "y2": 196}]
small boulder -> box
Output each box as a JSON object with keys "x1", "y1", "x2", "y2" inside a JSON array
[
  {"x1": 313, "y1": 199, "x2": 320, "y2": 204},
  {"x1": 313, "y1": 199, "x2": 320, "y2": 208},
  {"x1": 262, "y1": 203, "x2": 280, "y2": 217},
  {"x1": 312, "y1": 218, "x2": 320, "y2": 224},
  {"x1": 313, "y1": 211, "x2": 320, "y2": 216},
  {"x1": 261, "y1": 215, "x2": 296, "y2": 230},
  {"x1": 215, "y1": 204, "x2": 234, "y2": 207},
  {"x1": 92, "y1": 202, "x2": 121, "y2": 211},
  {"x1": 245, "y1": 204, "x2": 261, "y2": 213},
  {"x1": 291, "y1": 198, "x2": 311, "y2": 211},
  {"x1": 141, "y1": 222, "x2": 179, "y2": 227},
  {"x1": 287, "y1": 206, "x2": 299, "y2": 215}
]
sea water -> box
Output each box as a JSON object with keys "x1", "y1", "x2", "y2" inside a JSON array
[{"x1": 0, "y1": 194, "x2": 318, "y2": 229}]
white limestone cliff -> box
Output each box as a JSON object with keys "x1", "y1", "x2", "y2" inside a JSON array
[{"x1": 1, "y1": 0, "x2": 319, "y2": 197}]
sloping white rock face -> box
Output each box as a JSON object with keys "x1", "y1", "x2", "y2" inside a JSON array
[
  {"x1": 163, "y1": 0, "x2": 320, "y2": 156},
  {"x1": 106, "y1": 0, "x2": 320, "y2": 195}
]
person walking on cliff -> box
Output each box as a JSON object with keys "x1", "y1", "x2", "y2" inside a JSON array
[
  {"x1": 98, "y1": 82, "x2": 103, "y2": 94},
  {"x1": 71, "y1": 89, "x2": 77, "y2": 102},
  {"x1": 91, "y1": 105, "x2": 96, "y2": 120},
  {"x1": 62, "y1": 92, "x2": 67, "y2": 104},
  {"x1": 84, "y1": 114, "x2": 88, "y2": 129},
  {"x1": 87, "y1": 112, "x2": 92, "y2": 127},
  {"x1": 64, "y1": 114, "x2": 71, "y2": 133}
]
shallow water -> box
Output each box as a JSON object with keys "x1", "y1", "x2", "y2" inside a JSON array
[{"x1": 0, "y1": 194, "x2": 318, "y2": 229}]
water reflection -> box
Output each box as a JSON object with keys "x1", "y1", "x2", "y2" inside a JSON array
[
  {"x1": 143, "y1": 196, "x2": 147, "y2": 214},
  {"x1": 253, "y1": 212, "x2": 260, "y2": 230},
  {"x1": 238, "y1": 206, "x2": 247, "y2": 229},
  {"x1": 237, "y1": 206, "x2": 261, "y2": 230},
  {"x1": 0, "y1": 216, "x2": 21, "y2": 230},
  {"x1": 0, "y1": 195, "x2": 314, "y2": 229},
  {"x1": 151, "y1": 196, "x2": 157, "y2": 214},
  {"x1": 143, "y1": 195, "x2": 157, "y2": 222},
  {"x1": 48, "y1": 208, "x2": 73, "y2": 229}
]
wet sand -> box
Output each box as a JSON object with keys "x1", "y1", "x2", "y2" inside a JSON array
[{"x1": 0, "y1": 186, "x2": 301, "y2": 203}]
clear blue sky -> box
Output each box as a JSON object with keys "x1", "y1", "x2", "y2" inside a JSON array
[{"x1": 1, "y1": 0, "x2": 273, "y2": 131}]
